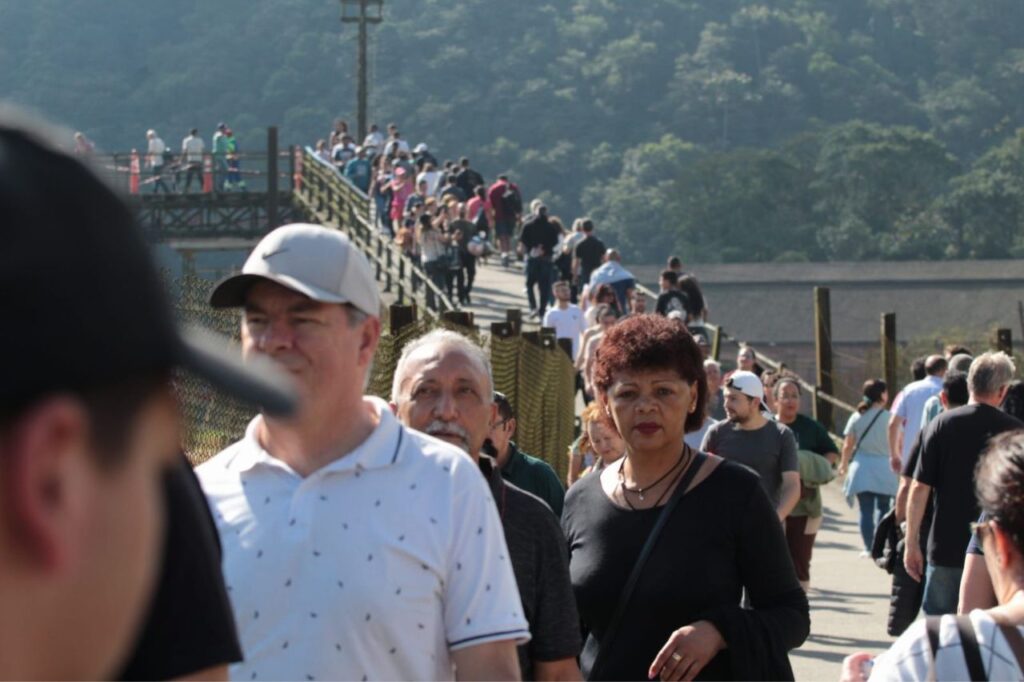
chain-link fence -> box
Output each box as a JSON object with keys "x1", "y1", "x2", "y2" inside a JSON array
[{"x1": 170, "y1": 275, "x2": 576, "y2": 478}]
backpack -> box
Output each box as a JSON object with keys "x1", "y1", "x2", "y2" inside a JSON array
[{"x1": 501, "y1": 184, "x2": 522, "y2": 215}]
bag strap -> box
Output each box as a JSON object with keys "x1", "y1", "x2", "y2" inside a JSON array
[
  {"x1": 926, "y1": 616, "x2": 942, "y2": 682},
  {"x1": 589, "y1": 450, "x2": 707, "y2": 679},
  {"x1": 997, "y1": 622, "x2": 1024, "y2": 676},
  {"x1": 955, "y1": 614, "x2": 988, "y2": 681},
  {"x1": 851, "y1": 409, "x2": 885, "y2": 461}
]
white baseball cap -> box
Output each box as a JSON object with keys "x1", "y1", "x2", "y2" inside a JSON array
[
  {"x1": 210, "y1": 223, "x2": 380, "y2": 316},
  {"x1": 724, "y1": 370, "x2": 764, "y2": 399}
]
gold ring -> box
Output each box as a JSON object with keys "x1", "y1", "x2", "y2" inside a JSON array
[{"x1": 671, "y1": 652, "x2": 683, "y2": 662}]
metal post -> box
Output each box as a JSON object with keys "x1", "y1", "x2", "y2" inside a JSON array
[
  {"x1": 267, "y1": 127, "x2": 279, "y2": 230},
  {"x1": 341, "y1": 0, "x2": 383, "y2": 142},
  {"x1": 814, "y1": 287, "x2": 834, "y2": 431},
  {"x1": 881, "y1": 313, "x2": 897, "y2": 407}
]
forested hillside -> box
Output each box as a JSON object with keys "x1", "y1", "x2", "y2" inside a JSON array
[{"x1": 3, "y1": 0, "x2": 1023, "y2": 263}]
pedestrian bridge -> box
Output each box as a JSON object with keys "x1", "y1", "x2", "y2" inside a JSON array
[{"x1": 121, "y1": 130, "x2": 857, "y2": 431}]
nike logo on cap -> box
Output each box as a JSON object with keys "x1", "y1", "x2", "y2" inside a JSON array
[{"x1": 262, "y1": 248, "x2": 289, "y2": 260}]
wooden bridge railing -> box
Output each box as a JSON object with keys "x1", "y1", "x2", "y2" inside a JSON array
[
  {"x1": 634, "y1": 282, "x2": 858, "y2": 432},
  {"x1": 292, "y1": 148, "x2": 457, "y2": 315}
]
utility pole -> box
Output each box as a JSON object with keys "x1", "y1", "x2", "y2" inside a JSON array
[{"x1": 340, "y1": 0, "x2": 383, "y2": 142}]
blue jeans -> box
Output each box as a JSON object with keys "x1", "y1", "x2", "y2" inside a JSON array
[
  {"x1": 856, "y1": 492, "x2": 892, "y2": 551},
  {"x1": 525, "y1": 257, "x2": 553, "y2": 316},
  {"x1": 922, "y1": 564, "x2": 963, "y2": 615}
]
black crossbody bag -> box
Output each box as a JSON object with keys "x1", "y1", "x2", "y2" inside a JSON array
[{"x1": 586, "y1": 451, "x2": 708, "y2": 680}]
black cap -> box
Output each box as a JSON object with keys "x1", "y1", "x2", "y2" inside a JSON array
[{"x1": 0, "y1": 115, "x2": 296, "y2": 417}]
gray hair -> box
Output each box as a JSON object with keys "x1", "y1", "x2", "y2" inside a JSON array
[
  {"x1": 703, "y1": 359, "x2": 721, "y2": 373},
  {"x1": 968, "y1": 351, "x2": 1016, "y2": 397},
  {"x1": 391, "y1": 329, "x2": 493, "y2": 404}
]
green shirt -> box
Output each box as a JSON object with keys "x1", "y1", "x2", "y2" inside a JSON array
[
  {"x1": 500, "y1": 442, "x2": 565, "y2": 517},
  {"x1": 781, "y1": 414, "x2": 838, "y2": 518}
]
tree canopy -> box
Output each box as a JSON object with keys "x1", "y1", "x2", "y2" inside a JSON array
[{"x1": 2, "y1": 0, "x2": 1023, "y2": 262}]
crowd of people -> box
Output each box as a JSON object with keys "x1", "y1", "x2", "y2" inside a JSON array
[
  {"x1": 9, "y1": 106, "x2": 1024, "y2": 682},
  {"x1": 313, "y1": 119, "x2": 498, "y2": 307}
]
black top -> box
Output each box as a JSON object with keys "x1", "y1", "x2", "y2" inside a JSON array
[
  {"x1": 480, "y1": 457, "x2": 582, "y2": 679},
  {"x1": 655, "y1": 290, "x2": 690, "y2": 317},
  {"x1": 901, "y1": 429, "x2": 934, "y2": 545},
  {"x1": 519, "y1": 215, "x2": 561, "y2": 259},
  {"x1": 118, "y1": 456, "x2": 242, "y2": 680},
  {"x1": 574, "y1": 235, "x2": 606, "y2": 283},
  {"x1": 913, "y1": 403, "x2": 1023, "y2": 568},
  {"x1": 456, "y1": 167, "x2": 485, "y2": 196},
  {"x1": 677, "y1": 275, "x2": 706, "y2": 318},
  {"x1": 562, "y1": 460, "x2": 809, "y2": 680}
]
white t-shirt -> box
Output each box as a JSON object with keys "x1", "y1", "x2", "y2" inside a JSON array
[
  {"x1": 197, "y1": 397, "x2": 529, "y2": 681},
  {"x1": 147, "y1": 137, "x2": 166, "y2": 167},
  {"x1": 871, "y1": 610, "x2": 1024, "y2": 681},
  {"x1": 543, "y1": 304, "x2": 587, "y2": 360},
  {"x1": 417, "y1": 169, "x2": 443, "y2": 197},
  {"x1": 182, "y1": 135, "x2": 204, "y2": 163}
]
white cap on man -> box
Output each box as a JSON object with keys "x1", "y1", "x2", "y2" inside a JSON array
[
  {"x1": 725, "y1": 370, "x2": 763, "y2": 399},
  {"x1": 209, "y1": 223, "x2": 380, "y2": 316}
]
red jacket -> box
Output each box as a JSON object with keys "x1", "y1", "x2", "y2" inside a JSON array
[{"x1": 487, "y1": 180, "x2": 520, "y2": 221}]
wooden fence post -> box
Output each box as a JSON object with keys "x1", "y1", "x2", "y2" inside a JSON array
[
  {"x1": 814, "y1": 287, "x2": 834, "y2": 431},
  {"x1": 996, "y1": 328, "x2": 1013, "y2": 355},
  {"x1": 441, "y1": 311, "x2": 474, "y2": 328},
  {"x1": 389, "y1": 303, "x2": 417, "y2": 336},
  {"x1": 711, "y1": 326, "x2": 723, "y2": 362},
  {"x1": 881, "y1": 313, "x2": 897, "y2": 407}
]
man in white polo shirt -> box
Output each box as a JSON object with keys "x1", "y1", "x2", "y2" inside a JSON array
[{"x1": 197, "y1": 223, "x2": 527, "y2": 681}]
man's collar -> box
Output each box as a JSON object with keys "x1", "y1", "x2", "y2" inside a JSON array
[
  {"x1": 230, "y1": 397, "x2": 404, "y2": 477},
  {"x1": 501, "y1": 441, "x2": 524, "y2": 472}
]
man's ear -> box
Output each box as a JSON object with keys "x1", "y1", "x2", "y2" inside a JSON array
[
  {"x1": 939, "y1": 390, "x2": 950, "y2": 410},
  {"x1": 358, "y1": 315, "x2": 382, "y2": 367},
  {"x1": 3, "y1": 396, "x2": 91, "y2": 573},
  {"x1": 506, "y1": 416, "x2": 517, "y2": 435}
]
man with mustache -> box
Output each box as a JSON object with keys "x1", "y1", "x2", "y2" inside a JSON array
[
  {"x1": 197, "y1": 224, "x2": 526, "y2": 681},
  {"x1": 393, "y1": 330, "x2": 583, "y2": 681}
]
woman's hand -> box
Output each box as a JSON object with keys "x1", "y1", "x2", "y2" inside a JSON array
[
  {"x1": 648, "y1": 620, "x2": 725, "y2": 681},
  {"x1": 840, "y1": 652, "x2": 874, "y2": 681}
]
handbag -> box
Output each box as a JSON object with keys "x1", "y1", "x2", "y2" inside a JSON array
[
  {"x1": 850, "y1": 408, "x2": 885, "y2": 461},
  {"x1": 587, "y1": 451, "x2": 707, "y2": 680}
]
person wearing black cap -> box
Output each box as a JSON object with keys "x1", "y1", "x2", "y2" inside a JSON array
[{"x1": 0, "y1": 110, "x2": 295, "y2": 680}]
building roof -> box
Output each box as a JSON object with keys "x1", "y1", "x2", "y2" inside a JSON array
[{"x1": 634, "y1": 261, "x2": 1024, "y2": 344}]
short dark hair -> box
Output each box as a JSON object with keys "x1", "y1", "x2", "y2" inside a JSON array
[
  {"x1": 498, "y1": 174, "x2": 509, "y2": 181},
  {"x1": 592, "y1": 315, "x2": 707, "y2": 433},
  {"x1": 668, "y1": 256, "x2": 682, "y2": 269},
  {"x1": 660, "y1": 270, "x2": 679, "y2": 286},
  {"x1": 581, "y1": 219, "x2": 594, "y2": 233},
  {"x1": 975, "y1": 431, "x2": 1024, "y2": 553},
  {"x1": 1002, "y1": 380, "x2": 1024, "y2": 422},
  {"x1": 945, "y1": 344, "x2": 972, "y2": 358},
  {"x1": 190, "y1": 128, "x2": 198, "y2": 135},
  {"x1": 494, "y1": 392, "x2": 515, "y2": 422},
  {"x1": 911, "y1": 357, "x2": 927, "y2": 381},
  {"x1": 460, "y1": 157, "x2": 469, "y2": 166},
  {"x1": 925, "y1": 355, "x2": 948, "y2": 376},
  {"x1": 943, "y1": 370, "x2": 969, "y2": 408},
  {"x1": 1, "y1": 374, "x2": 170, "y2": 470}
]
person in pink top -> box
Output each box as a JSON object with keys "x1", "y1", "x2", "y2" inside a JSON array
[{"x1": 390, "y1": 166, "x2": 414, "y2": 225}]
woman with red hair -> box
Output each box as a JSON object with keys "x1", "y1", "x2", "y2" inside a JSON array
[{"x1": 561, "y1": 315, "x2": 809, "y2": 680}]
